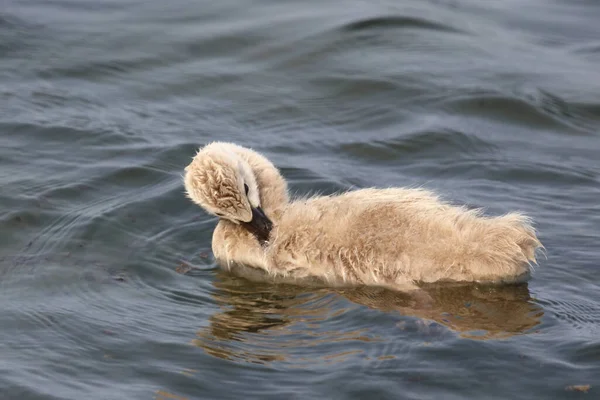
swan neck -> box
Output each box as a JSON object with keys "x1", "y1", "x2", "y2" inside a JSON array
[{"x1": 233, "y1": 148, "x2": 289, "y2": 217}]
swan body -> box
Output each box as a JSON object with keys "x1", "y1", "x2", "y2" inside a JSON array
[{"x1": 184, "y1": 142, "x2": 542, "y2": 292}]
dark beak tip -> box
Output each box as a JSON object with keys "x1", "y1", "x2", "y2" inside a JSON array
[{"x1": 244, "y1": 206, "x2": 273, "y2": 245}]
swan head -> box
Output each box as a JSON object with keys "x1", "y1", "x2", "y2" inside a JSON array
[{"x1": 184, "y1": 142, "x2": 273, "y2": 244}]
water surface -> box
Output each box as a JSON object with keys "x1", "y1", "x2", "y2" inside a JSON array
[{"x1": 1, "y1": 0, "x2": 600, "y2": 399}]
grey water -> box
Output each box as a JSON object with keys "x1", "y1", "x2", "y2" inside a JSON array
[{"x1": 1, "y1": 0, "x2": 600, "y2": 399}]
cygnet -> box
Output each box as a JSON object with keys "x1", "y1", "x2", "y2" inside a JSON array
[{"x1": 184, "y1": 142, "x2": 542, "y2": 292}]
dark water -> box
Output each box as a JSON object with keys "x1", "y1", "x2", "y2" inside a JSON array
[{"x1": 2, "y1": 0, "x2": 600, "y2": 398}]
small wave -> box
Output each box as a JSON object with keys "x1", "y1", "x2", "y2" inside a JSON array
[
  {"x1": 443, "y1": 89, "x2": 600, "y2": 135},
  {"x1": 540, "y1": 296, "x2": 600, "y2": 334},
  {"x1": 1, "y1": 122, "x2": 145, "y2": 153},
  {"x1": 338, "y1": 129, "x2": 496, "y2": 163},
  {"x1": 246, "y1": 12, "x2": 467, "y2": 71},
  {"x1": 517, "y1": 87, "x2": 600, "y2": 135},
  {"x1": 0, "y1": 13, "x2": 43, "y2": 56},
  {"x1": 37, "y1": 55, "x2": 172, "y2": 81},
  {"x1": 341, "y1": 15, "x2": 464, "y2": 34},
  {"x1": 569, "y1": 41, "x2": 600, "y2": 56}
]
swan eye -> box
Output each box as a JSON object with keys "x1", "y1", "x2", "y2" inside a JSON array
[
  {"x1": 244, "y1": 183, "x2": 249, "y2": 196},
  {"x1": 215, "y1": 212, "x2": 224, "y2": 217}
]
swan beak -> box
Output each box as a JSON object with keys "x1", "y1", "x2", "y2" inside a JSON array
[{"x1": 243, "y1": 207, "x2": 273, "y2": 245}]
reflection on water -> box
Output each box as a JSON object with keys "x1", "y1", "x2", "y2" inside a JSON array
[
  {"x1": 342, "y1": 283, "x2": 543, "y2": 340},
  {"x1": 193, "y1": 270, "x2": 543, "y2": 364},
  {"x1": 192, "y1": 271, "x2": 373, "y2": 365}
]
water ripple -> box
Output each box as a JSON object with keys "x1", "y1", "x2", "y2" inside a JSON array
[
  {"x1": 340, "y1": 15, "x2": 465, "y2": 34},
  {"x1": 339, "y1": 128, "x2": 497, "y2": 162}
]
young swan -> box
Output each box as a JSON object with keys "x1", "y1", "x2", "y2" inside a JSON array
[{"x1": 184, "y1": 142, "x2": 542, "y2": 292}]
